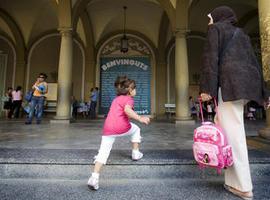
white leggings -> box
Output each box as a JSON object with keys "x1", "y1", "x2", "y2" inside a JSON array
[{"x1": 94, "y1": 123, "x2": 141, "y2": 164}]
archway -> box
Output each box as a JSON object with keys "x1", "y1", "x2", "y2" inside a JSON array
[
  {"x1": 96, "y1": 33, "x2": 157, "y2": 116},
  {"x1": 166, "y1": 34, "x2": 205, "y2": 104},
  {"x1": 27, "y1": 34, "x2": 85, "y2": 101}
]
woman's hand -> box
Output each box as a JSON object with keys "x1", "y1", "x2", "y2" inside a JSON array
[{"x1": 200, "y1": 93, "x2": 212, "y2": 102}]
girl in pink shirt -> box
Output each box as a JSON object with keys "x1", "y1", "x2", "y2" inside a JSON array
[{"x1": 88, "y1": 76, "x2": 150, "y2": 190}]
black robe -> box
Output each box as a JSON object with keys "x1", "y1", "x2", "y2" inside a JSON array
[{"x1": 200, "y1": 20, "x2": 268, "y2": 105}]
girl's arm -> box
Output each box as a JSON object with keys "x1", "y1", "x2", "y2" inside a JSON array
[{"x1": 124, "y1": 105, "x2": 150, "y2": 125}]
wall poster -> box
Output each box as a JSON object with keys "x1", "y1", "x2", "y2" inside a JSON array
[{"x1": 99, "y1": 56, "x2": 151, "y2": 115}]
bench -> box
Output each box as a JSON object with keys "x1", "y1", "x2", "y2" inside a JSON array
[
  {"x1": 44, "y1": 101, "x2": 57, "y2": 113},
  {"x1": 165, "y1": 103, "x2": 175, "y2": 118}
]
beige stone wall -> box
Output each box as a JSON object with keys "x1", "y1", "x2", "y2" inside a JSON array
[
  {"x1": 28, "y1": 36, "x2": 83, "y2": 101},
  {"x1": 187, "y1": 37, "x2": 204, "y2": 85},
  {"x1": 29, "y1": 36, "x2": 61, "y2": 86},
  {"x1": 72, "y1": 41, "x2": 83, "y2": 101},
  {"x1": 0, "y1": 38, "x2": 15, "y2": 90},
  {"x1": 168, "y1": 47, "x2": 175, "y2": 103}
]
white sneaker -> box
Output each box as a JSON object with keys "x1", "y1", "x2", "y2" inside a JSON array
[
  {"x1": 132, "y1": 150, "x2": 143, "y2": 161},
  {"x1": 87, "y1": 176, "x2": 99, "y2": 190}
]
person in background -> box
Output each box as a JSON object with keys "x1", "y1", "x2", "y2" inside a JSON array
[
  {"x1": 206, "y1": 101, "x2": 213, "y2": 121},
  {"x1": 25, "y1": 73, "x2": 48, "y2": 124},
  {"x1": 83, "y1": 102, "x2": 89, "y2": 118},
  {"x1": 248, "y1": 106, "x2": 256, "y2": 120},
  {"x1": 89, "y1": 87, "x2": 99, "y2": 119},
  {"x1": 11, "y1": 86, "x2": 23, "y2": 118},
  {"x1": 3, "y1": 87, "x2": 13, "y2": 119},
  {"x1": 194, "y1": 100, "x2": 201, "y2": 120},
  {"x1": 71, "y1": 96, "x2": 78, "y2": 119},
  {"x1": 189, "y1": 96, "x2": 197, "y2": 119},
  {"x1": 88, "y1": 88, "x2": 93, "y2": 116}
]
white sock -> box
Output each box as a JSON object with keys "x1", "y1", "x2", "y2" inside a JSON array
[
  {"x1": 92, "y1": 172, "x2": 99, "y2": 179},
  {"x1": 132, "y1": 149, "x2": 139, "y2": 153}
]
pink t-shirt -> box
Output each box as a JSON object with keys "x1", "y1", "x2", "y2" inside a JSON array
[{"x1": 103, "y1": 95, "x2": 134, "y2": 136}]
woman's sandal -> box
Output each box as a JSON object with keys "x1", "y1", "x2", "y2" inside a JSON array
[{"x1": 224, "y1": 184, "x2": 253, "y2": 200}]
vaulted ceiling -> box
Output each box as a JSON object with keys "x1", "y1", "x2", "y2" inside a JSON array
[{"x1": 0, "y1": 0, "x2": 260, "y2": 50}]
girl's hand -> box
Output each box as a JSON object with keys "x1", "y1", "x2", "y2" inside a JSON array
[
  {"x1": 139, "y1": 116, "x2": 150, "y2": 125},
  {"x1": 200, "y1": 93, "x2": 212, "y2": 102}
]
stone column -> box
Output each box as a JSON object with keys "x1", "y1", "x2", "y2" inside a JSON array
[
  {"x1": 52, "y1": 28, "x2": 73, "y2": 123},
  {"x1": 174, "y1": 30, "x2": 193, "y2": 124},
  {"x1": 258, "y1": 0, "x2": 270, "y2": 139}
]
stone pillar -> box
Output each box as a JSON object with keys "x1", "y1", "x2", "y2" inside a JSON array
[
  {"x1": 174, "y1": 30, "x2": 193, "y2": 124},
  {"x1": 52, "y1": 28, "x2": 73, "y2": 123},
  {"x1": 258, "y1": 0, "x2": 270, "y2": 139}
]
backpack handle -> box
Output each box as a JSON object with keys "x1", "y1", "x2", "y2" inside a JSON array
[{"x1": 198, "y1": 97, "x2": 218, "y2": 123}]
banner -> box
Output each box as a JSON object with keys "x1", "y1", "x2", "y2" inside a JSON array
[{"x1": 99, "y1": 57, "x2": 151, "y2": 115}]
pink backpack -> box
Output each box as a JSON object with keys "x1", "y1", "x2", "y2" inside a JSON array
[{"x1": 193, "y1": 98, "x2": 233, "y2": 173}]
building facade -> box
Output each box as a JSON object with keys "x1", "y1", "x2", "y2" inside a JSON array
[{"x1": 0, "y1": 0, "x2": 269, "y2": 126}]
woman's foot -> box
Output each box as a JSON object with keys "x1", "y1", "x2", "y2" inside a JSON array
[{"x1": 224, "y1": 184, "x2": 253, "y2": 200}]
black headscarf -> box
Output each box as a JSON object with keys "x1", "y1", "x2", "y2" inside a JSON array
[{"x1": 210, "y1": 6, "x2": 238, "y2": 24}]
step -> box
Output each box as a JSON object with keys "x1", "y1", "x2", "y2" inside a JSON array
[
  {"x1": 0, "y1": 163, "x2": 270, "y2": 180},
  {"x1": 0, "y1": 164, "x2": 270, "y2": 200},
  {"x1": 0, "y1": 149, "x2": 270, "y2": 200},
  {"x1": 0, "y1": 148, "x2": 270, "y2": 165},
  {"x1": 0, "y1": 178, "x2": 270, "y2": 200},
  {"x1": 0, "y1": 179, "x2": 270, "y2": 200},
  {"x1": 0, "y1": 148, "x2": 269, "y2": 180}
]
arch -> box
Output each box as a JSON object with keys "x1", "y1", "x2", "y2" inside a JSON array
[
  {"x1": 77, "y1": 10, "x2": 94, "y2": 47},
  {"x1": 0, "y1": 8, "x2": 25, "y2": 47},
  {"x1": 96, "y1": 32, "x2": 157, "y2": 115},
  {"x1": 26, "y1": 33, "x2": 85, "y2": 100},
  {"x1": 166, "y1": 42, "x2": 175, "y2": 103},
  {"x1": 27, "y1": 30, "x2": 59, "y2": 51},
  {"x1": 26, "y1": 33, "x2": 59, "y2": 91},
  {"x1": 165, "y1": 32, "x2": 206, "y2": 102},
  {"x1": 158, "y1": 12, "x2": 170, "y2": 61},
  {"x1": 0, "y1": 8, "x2": 26, "y2": 89},
  {"x1": 96, "y1": 30, "x2": 158, "y2": 55},
  {"x1": 74, "y1": 38, "x2": 86, "y2": 100},
  {"x1": 0, "y1": 34, "x2": 16, "y2": 88}
]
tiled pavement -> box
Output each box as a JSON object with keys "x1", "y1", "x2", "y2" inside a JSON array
[
  {"x1": 0, "y1": 119, "x2": 270, "y2": 200},
  {"x1": 0, "y1": 118, "x2": 267, "y2": 150}
]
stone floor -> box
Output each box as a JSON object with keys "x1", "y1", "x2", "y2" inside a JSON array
[
  {"x1": 0, "y1": 118, "x2": 270, "y2": 200},
  {"x1": 0, "y1": 118, "x2": 267, "y2": 150}
]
